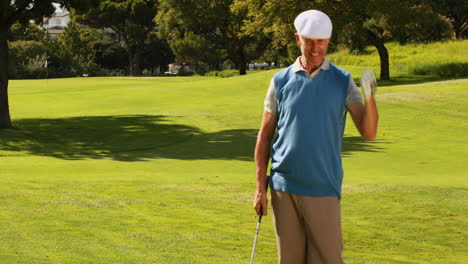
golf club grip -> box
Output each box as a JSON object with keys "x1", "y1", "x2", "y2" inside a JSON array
[{"x1": 250, "y1": 176, "x2": 270, "y2": 264}]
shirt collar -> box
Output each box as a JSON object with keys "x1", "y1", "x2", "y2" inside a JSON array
[{"x1": 292, "y1": 56, "x2": 330, "y2": 73}]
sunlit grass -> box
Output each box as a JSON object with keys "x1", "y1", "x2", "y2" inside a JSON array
[
  {"x1": 328, "y1": 40, "x2": 468, "y2": 78},
  {"x1": 1, "y1": 47, "x2": 467, "y2": 263}
]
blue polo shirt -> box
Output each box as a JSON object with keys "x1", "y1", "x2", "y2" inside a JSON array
[{"x1": 269, "y1": 60, "x2": 353, "y2": 198}]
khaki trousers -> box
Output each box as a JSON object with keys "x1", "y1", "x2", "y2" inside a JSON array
[{"x1": 271, "y1": 189, "x2": 344, "y2": 264}]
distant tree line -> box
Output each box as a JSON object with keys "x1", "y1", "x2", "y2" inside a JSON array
[
  {"x1": 0, "y1": 0, "x2": 466, "y2": 128},
  {"x1": 7, "y1": 0, "x2": 466, "y2": 79},
  {"x1": 8, "y1": 21, "x2": 173, "y2": 79}
]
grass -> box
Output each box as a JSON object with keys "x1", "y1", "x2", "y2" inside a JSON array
[
  {"x1": 203, "y1": 69, "x2": 250, "y2": 78},
  {"x1": 1, "y1": 54, "x2": 467, "y2": 262},
  {"x1": 328, "y1": 40, "x2": 468, "y2": 78}
]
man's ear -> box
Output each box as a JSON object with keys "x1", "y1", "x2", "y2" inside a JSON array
[{"x1": 295, "y1": 33, "x2": 300, "y2": 44}]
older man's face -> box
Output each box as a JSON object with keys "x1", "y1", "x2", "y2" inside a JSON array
[{"x1": 295, "y1": 34, "x2": 330, "y2": 67}]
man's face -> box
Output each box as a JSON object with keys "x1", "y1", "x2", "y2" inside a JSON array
[{"x1": 295, "y1": 34, "x2": 330, "y2": 66}]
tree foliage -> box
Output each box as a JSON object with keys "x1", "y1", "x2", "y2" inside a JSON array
[
  {"x1": 8, "y1": 40, "x2": 48, "y2": 79},
  {"x1": 170, "y1": 31, "x2": 209, "y2": 71},
  {"x1": 57, "y1": 22, "x2": 107, "y2": 75},
  {"x1": 156, "y1": 0, "x2": 261, "y2": 75},
  {"x1": 334, "y1": 0, "x2": 451, "y2": 79},
  {"x1": 422, "y1": 0, "x2": 467, "y2": 39},
  {"x1": 238, "y1": 0, "x2": 452, "y2": 80},
  {"x1": 140, "y1": 32, "x2": 175, "y2": 74},
  {"x1": 0, "y1": 0, "x2": 100, "y2": 128},
  {"x1": 74, "y1": 0, "x2": 158, "y2": 76},
  {"x1": 9, "y1": 23, "x2": 48, "y2": 42},
  {"x1": 90, "y1": 40, "x2": 128, "y2": 71}
]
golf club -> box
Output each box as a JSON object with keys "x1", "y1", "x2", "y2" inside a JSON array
[{"x1": 249, "y1": 175, "x2": 270, "y2": 264}]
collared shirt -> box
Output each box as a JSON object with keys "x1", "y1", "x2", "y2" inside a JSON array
[{"x1": 264, "y1": 57, "x2": 362, "y2": 114}]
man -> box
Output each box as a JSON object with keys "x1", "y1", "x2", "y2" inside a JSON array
[{"x1": 253, "y1": 10, "x2": 378, "y2": 264}]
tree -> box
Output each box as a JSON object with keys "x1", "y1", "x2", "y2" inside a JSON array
[
  {"x1": 57, "y1": 21, "x2": 105, "y2": 75},
  {"x1": 74, "y1": 0, "x2": 158, "y2": 76},
  {"x1": 140, "y1": 32, "x2": 175, "y2": 74},
  {"x1": 331, "y1": 0, "x2": 451, "y2": 80},
  {"x1": 9, "y1": 22, "x2": 48, "y2": 41},
  {"x1": 90, "y1": 39, "x2": 128, "y2": 70},
  {"x1": 8, "y1": 40, "x2": 48, "y2": 79},
  {"x1": 0, "y1": 0, "x2": 99, "y2": 129},
  {"x1": 170, "y1": 31, "x2": 209, "y2": 71},
  {"x1": 423, "y1": 0, "x2": 468, "y2": 39},
  {"x1": 156, "y1": 0, "x2": 259, "y2": 75},
  {"x1": 239, "y1": 0, "x2": 452, "y2": 80},
  {"x1": 232, "y1": 0, "x2": 304, "y2": 67}
]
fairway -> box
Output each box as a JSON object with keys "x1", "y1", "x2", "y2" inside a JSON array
[{"x1": 1, "y1": 71, "x2": 467, "y2": 263}]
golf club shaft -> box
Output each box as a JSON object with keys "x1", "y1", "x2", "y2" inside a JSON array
[
  {"x1": 250, "y1": 214, "x2": 262, "y2": 264},
  {"x1": 250, "y1": 176, "x2": 270, "y2": 264}
]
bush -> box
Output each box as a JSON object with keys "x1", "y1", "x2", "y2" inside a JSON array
[
  {"x1": 92, "y1": 68, "x2": 126, "y2": 77},
  {"x1": 142, "y1": 69, "x2": 153, "y2": 76},
  {"x1": 22, "y1": 54, "x2": 48, "y2": 79},
  {"x1": 410, "y1": 63, "x2": 468, "y2": 78},
  {"x1": 204, "y1": 70, "x2": 239, "y2": 78},
  {"x1": 8, "y1": 40, "x2": 48, "y2": 79},
  {"x1": 90, "y1": 40, "x2": 127, "y2": 70},
  {"x1": 72, "y1": 54, "x2": 100, "y2": 76},
  {"x1": 177, "y1": 71, "x2": 195, "y2": 76}
]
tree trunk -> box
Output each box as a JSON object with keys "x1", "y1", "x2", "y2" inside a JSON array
[
  {"x1": 367, "y1": 30, "x2": 390, "y2": 80},
  {"x1": 275, "y1": 59, "x2": 280, "y2": 68},
  {"x1": 133, "y1": 47, "x2": 143, "y2": 76},
  {"x1": 0, "y1": 27, "x2": 12, "y2": 129},
  {"x1": 128, "y1": 47, "x2": 135, "y2": 76},
  {"x1": 237, "y1": 47, "x2": 246, "y2": 75},
  {"x1": 454, "y1": 21, "x2": 466, "y2": 40}
]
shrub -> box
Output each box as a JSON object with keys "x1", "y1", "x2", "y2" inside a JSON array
[
  {"x1": 204, "y1": 70, "x2": 240, "y2": 78},
  {"x1": 8, "y1": 40, "x2": 48, "y2": 79},
  {"x1": 411, "y1": 63, "x2": 468, "y2": 78},
  {"x1": 21, "y1": 54, "x2": 48, "y2": 79},
  {"x1": 90, "y1": 40, "x2": 127, "y2": 70},
  {"x1": 92, "y1": 68, "x2": 126, "y2": 77},
  {"x1": 72, "y1": 55, "x2": 100, "y2": 77},
  {"x1": 177, "y1": 71, "x2": 195, "y2": 76}
]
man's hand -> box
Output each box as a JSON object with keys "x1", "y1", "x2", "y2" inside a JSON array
[
  {"x1": 254, "y1": 190, "x2": 268, "y2": 216},
  {"x1": 360, "y1": 69, "x2": 377, "y2": 101}
]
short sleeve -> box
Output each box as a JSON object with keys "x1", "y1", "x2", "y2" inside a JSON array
[
  {"x1": 346, "y1": 76, "x2": 363, "y2": 106},
  {"x1": 264, "y1": 78, "x2": 279, "y2": 115}
]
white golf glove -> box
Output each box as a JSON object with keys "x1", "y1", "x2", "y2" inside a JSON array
[{"x1": 360, "y1": 69, "x2": 377, "y2": 101}]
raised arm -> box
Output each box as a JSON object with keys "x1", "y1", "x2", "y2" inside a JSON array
[
  {"x1": 348, "y1": 98, "x2": 378, "y2": 140},
  {"x1": 254, "y1": 111, "x2": 277, "y2": 215}
]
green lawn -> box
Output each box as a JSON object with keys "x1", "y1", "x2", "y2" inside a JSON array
[
  {"x1": 1, "y1": 69, "x2": 467, "y2": 263},
  {"x1": 328, "y1": 40, "x2": 468, "y2": 78}
]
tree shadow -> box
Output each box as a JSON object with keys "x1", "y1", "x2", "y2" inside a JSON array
[
  {"x1": 352, "y1": 74, "x2": 438, "y2": 88},
  {"x1": 352, "y1": 71, "x2": 465, "y2": 88},
  {"x1": 376, "y1": 75, "x2": 455, "y2": 87},
  {"x1": 0, "y1": 115, "x2": 386, "y2": 161}
]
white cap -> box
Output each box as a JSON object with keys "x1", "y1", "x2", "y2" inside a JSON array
[{"x1": 294, "y1": 10, "x2": 332, "y2": 39}]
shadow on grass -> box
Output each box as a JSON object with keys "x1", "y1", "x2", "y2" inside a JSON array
[
  {"x1": 351, "y1": 72, "x2": 466, "y2": 88},
  {"x1": 0, "y1": 115, "x2": 385, "y2": 161},
  {"x1": 352, "y1": 74, "x2": 446, "y2": 88}
]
